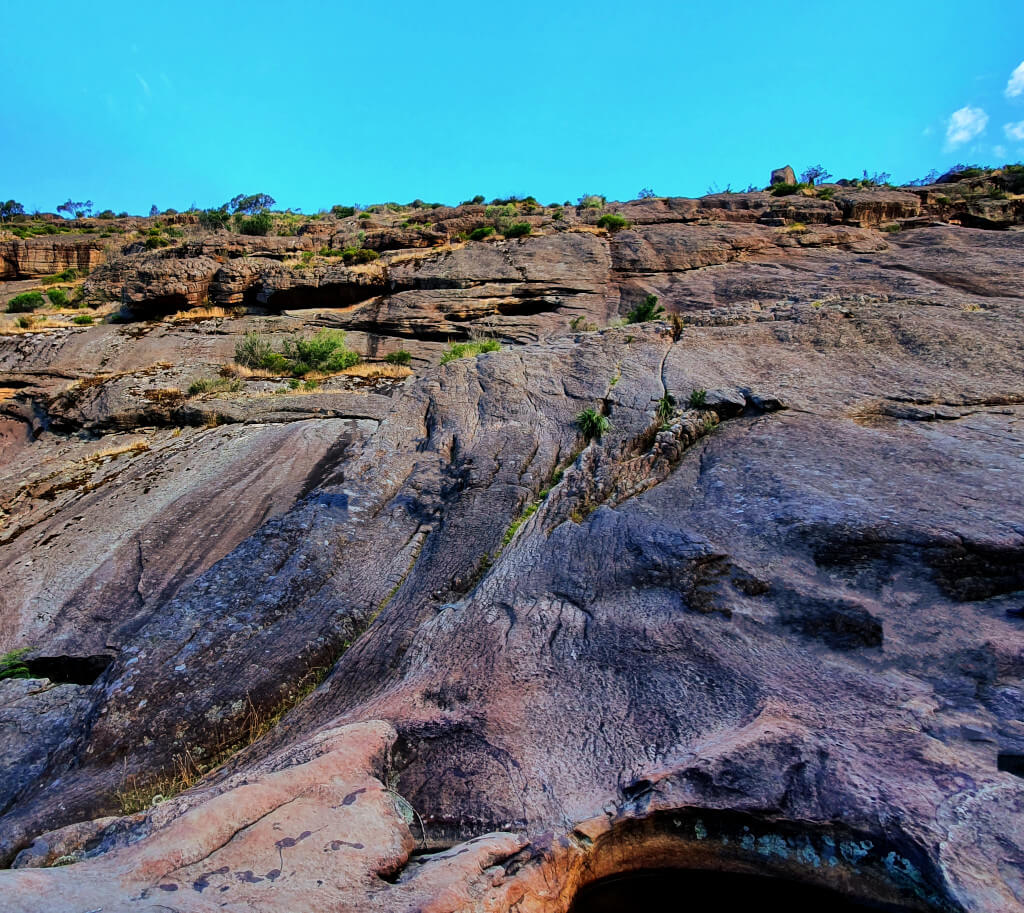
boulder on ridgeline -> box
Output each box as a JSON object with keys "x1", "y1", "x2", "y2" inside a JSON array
[{"x1": 770, "y1": 165, "x2": 797, "y2": 186}]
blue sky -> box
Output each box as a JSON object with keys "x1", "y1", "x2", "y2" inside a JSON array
[{"x1": 3, "y1": 1, "x2": 1023, "y2": 214}]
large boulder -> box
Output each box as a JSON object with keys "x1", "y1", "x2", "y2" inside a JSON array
[{"x1": 770, "y1": 165, "x2": 797, "y2": 186}]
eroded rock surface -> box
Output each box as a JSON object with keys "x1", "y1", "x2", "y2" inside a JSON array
[{"x1": 0, "y1": 193, "x2": 1022, "y2": 913}]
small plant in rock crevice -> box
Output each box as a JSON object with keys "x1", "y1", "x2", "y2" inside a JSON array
[
  {"x1": 627, "y1": 294, "x2": 665, "y2": 324},
  {"x1": 0, "y1": 648, "x2": 32, "y2": 680},
  {"x1": 657, "y1": 392, "x2": 676, "y2": 426},
  {"x1": 576, "y1": 407, "x2": 609, "y2": 441},
  {"x1": 689, "y1": 388, "x2": 708, "y2": 408}
]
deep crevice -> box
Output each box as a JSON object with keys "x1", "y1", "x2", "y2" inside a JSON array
[{"x1": 23, "y1": 654, "x2": 114, "y2": 686}]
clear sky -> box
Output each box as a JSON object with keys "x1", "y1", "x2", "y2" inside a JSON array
[{"x1": 3, "y1": 1, "x2": 1023, "y2": 214}]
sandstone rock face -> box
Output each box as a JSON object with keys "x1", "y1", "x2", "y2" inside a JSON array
[
  {"x1": 770, "y1": 165, "x2": 796, "y2": 185},
  {"x1": 0, "y1": 195, "x2": 1023, "y2": 913},
  {"x1": 0, "y1": 237, "x2": 105, "y2": 280}
]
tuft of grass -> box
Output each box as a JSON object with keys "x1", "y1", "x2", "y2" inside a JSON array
[
  {"x1": 73, "y1": 314, "x2": 94, "y2": 325},
  {"x1": 339, "y1": 362, "x2": 412, "y2": 379},
  {"x1": 235, "y1": 332, "x2": 276, "y2": 369},
  {"x1": 627, "y1": 294, "x2": 665, "y2": 324},
  {"x1": 576, "y1": 407, "x2": 609, "y2": 441},
  {"x1": 187, "y1": 377, "x2": 243, "y2": 396},
  {"x1": 0, "y1": 648, "x2": 32, "y2": 680},
  {"x1": 41, "y1": 268, "x2": 79, "y2": 285},
  {"x1": 657, "y1": 392, "x2": 676, "y2": 426},
  {"x1": 169, "y1": 306, "x2": 237, "y2": 322},
  {"x1": 688, "y1": 388, "x2": 707, "y2": 408},
  {"x1": 468, "y1": 226, "x2": 496, "y2": 241},
  {"x1": 439, "y1": 338, "x2": 500, "y2": 364}
]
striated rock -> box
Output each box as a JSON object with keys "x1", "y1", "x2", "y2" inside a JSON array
[
  {"x1": 1, "y1": 195, "x2": 1023, "y2": 913},
  {"x1": 123, "y1": 255, "x2": 221, "y2": 314},
  {"x1": 834, "y1": 189, "x2": 922, "y2": 226},
  {"x1": 0, "y1": 236, "x2": 106, "y2": 280}
]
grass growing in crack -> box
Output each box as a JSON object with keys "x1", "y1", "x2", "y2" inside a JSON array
[
  {"x1": 115, "y1": 666, "x2": 329, "y2": 815},
  {"x1": 439, "y1": 338, "x2": 500, "y2": 364},
  {"x1": 187, "y1": 377, "x2": 243, "y2": 396},
  {"x1": 235, "y1": 329, "x2": 360, "y2": 377},
  {"x1": 627, "y1": 294, "x2": 665, "y2": 324},
  {"x1": 576, "y1": 407, "x2": 609, "y2": 441},
  {"x1": 688, "y1": 388, "x2": 707, "y2": 408},
  {"x1": 657, "y1": 392, "x2": 676, "y2": 426}
]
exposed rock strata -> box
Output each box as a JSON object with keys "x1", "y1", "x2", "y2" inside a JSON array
[{"x1": 0, "y1": 195, "x2": 1022, "y2": 913}]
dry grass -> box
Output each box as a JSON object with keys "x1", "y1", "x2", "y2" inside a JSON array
[
  {"x1": 168, "y1": 306, "x2": 240, "y2": 322},
  {"x1": 339, "y1": 362, "x2": 413, "y2": 379},
  {"x1": 220, "y1": 363, "x2": 277, "y2": 380},
  {"x1": 0, "y1": 316, "x2": 66, "y2": 335},
  {"x1": 84, "y1": 440, "x2": 150, "y2": 463}
]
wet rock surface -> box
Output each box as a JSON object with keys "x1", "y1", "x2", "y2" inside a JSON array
[{"x1": 0, "y1": 193, "x2": 1022, "y2": 912}]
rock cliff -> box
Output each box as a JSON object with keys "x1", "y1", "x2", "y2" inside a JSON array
[{"x1": 0, "y1": 179, "x2": 1022, "y2": 913}]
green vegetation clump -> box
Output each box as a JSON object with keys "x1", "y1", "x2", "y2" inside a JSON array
[
  {"x1": 319, "y1": 247, "x2": 380, "y2": 264},
  {"x1": 46, "y1": 288, "x2": 69, "y2": 307},
  {"x1": 199, "y1": 209, "x2": 231, "y2": 230},
  {"x1": 597, "y1": 213, "x2": 631, "y2": 231},
  {"x1": 236, "y1": 211, "x2": 273, "y2": 236},
  {"x1": 769, "y1": 182, "x2": 812, "y2": 196},
  {"x1": 627, "y1": 294, "x2": 665, "y2": 323},
  {"x1": 73, "y1": 314, "x2": 94, "y2": 325},
  {"x1": 657, "y1": 392, "x2": 676, "y2": 426},
  {"x1": 0, "y1": 648, "x2": 32, "y2": 680},
  {"x1": 689, "y1": 388, "x2": 708, "y2": 408},
  {"x1": 503, "y1": 222, "x2": 532, "y2": 238},
  {"x1": 188, "y1": 377, "x2": 244, "y2": 396},
  {"x1": 7, "y1": 291, "x2": 44, "y2": 313},
  {"x1": 235, "y1": 329, "x2": 360, "y2": 376},
  {"x1": 468, "y1": 226, "x2": 496, "y2": 241},
  {"x1": 385, "y1": 349, "x2": 412, "y2": 365},
  {"x1": 576, "y1": 407, "x2": 609, "y2": 441},
  {"x1": 439, "y1": 338, "x2": 501, "y2": 364},
  {"x1": 578, "y1": 194, "x2": 606, "y2": 209},
  {"x1": 331, "y1": 205, "x2": 356, "y2": 218},
  {"x1": 41, "y1": 268, "x2": 79, "y2": 285}
]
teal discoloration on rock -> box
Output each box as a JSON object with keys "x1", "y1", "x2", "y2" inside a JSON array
[
  {"x1": 840, "y1": 839, "x2": 873, "y2": 864},
  {"x1": 795, "y1": 837, "x2": 821, "y2": 868},
  {"x1": 693, "y1": 819, "x2": 707, "y2": 840},
  {"x1": 756, "y1": 833, "x2": 789, "y2": 858}
]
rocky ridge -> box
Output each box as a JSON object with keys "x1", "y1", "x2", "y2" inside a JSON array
[{"x1": 0, "y1": 173, "x2": 1022, "y2": 912}]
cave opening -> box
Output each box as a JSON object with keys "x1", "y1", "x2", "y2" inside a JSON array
[
  {"x1": 264, "y1": 282, "x2": 382, "y2": 311},
  {"x1": 569, "y1": 868, "x2": 926, "y2": 913},
  {"x1": 22, "y1": 654, "x2": 114, "y2": 686}
]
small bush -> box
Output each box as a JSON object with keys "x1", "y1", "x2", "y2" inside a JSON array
[
  {"x1": 331, "y1": 205, "x2": 356, "y2": 218},
  {"x1": 237, "y1": 211, "x2": 273, "y2": 236},
  {"x1": 188, "y1": 376, "x2": 243, "y2": 396},
  {"x1": 0, "y1": 648, "x2": 32, "y2": 680},
  {"x1": 16, "y1": 314, "x2": 36, "y2": 328},
  {"x1": 688, "y1": 388, "x2": 707, "y2": 408},
  {"x1": 597, "y1": 213, "x2": 631, "y2": 231},
  {"x1": 7, "y1": 291, "x2": 44, "y2": 313},
  {"x1": 282, "y1": 329, "x2": 360, "y2": 374},
  {"x1": 358, "y1": 212, "x2": 372, "y2": 220},
  {"x1": 46, "y1": 288, "x2": 69, "y2": 307},
  {"x1": 42, "y1": 268, "x2": 79, "y2": 285},
  {"x1": 578, "y1": 194, "x2": 606, "y2": 209},
  {"x1": 385, "y1": 349, "x2": 412, "y2": 366},
  {"x1": 576, "y1": 407, "x2": 609, "y2": 441},
  {"x1": 468, "y1": 226, "x2": 496, "y2": 241},
  {"x1": 439, "y1": 338, "x2": 500, "y2": 364},
  {"x1": 73, "y1": 314, "x2": 94, "y2": 325},
  {"x1": 235, "y1": 332, "x2": 276, "y2": 368},
  {"x1": 144, "y1": 235, "x2": 170, "y2": 249},
  {"x1": 503, "y1": 222, "x2": 532, "y2": 238},
  {"x1": 199, "y1": 209, "x2": 231, "y2": 230},
  {"x1": 626, "y1": 294, "x2": 665, "y2": 323},
  {"x1": 816, "y1": 187, "x2": 835, "y2": 200}
]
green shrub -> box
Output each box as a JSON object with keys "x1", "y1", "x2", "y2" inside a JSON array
[
  {"x1": 576, "y1": 407, "x2": 609, "y2": 440},
  {"x1": 199, "y1": 208, "x2": 232, "y2": 230},
  {"x1": 597, "y1": 213, "x2": 631, "y2": 231},
  {"x1": 0, "y1": 648, "x2": 32, "y2": 680},
  {"x1": 7, "y1": 291, "x2": 44, "y2": 313},
  {"x1": 236, "y1": 211, "x2": 273, "y2": 236},
  {"x1": 688, "y1": 388, "x2": 707, "y2": 408},
  {"x1": 439, "y1": 338, "x2": 501, "y2": 364},
  {"x1": 16, "y1": 314, "x2": 36, "y2": 328},
  {"x1": 188, "y1": 376, "x2": 243, "y2": 396},
  {"x1": 41, "y1": 268, "x2": 79, "y2": 285},
  {"x1": 503, "y1": 222, "x2": 532, "y2": 238},
  {"x1": 656, "y1": 392, "x2": 676, "y2": 425},
  {"x1": 468, "y1": 226, "x2": 496, "y2": 241},
  {"x1": 385, "y1": 349, "x2": 412, "y2": 365},
  {"x1": 46, "y1": 288, "x2": 69, "y2": 307},
  {"x1": 578, "y1": 194, "x2": 606, "y2": 209},
  {"x1": 321, "y1": 247, "x2": 379, "y2": 264},
  {"x1": 358, "y1": 212, "x2": 372, "y2": 220},
  {"x1": 769, "y1": 182, "x2": 812, "y2": 196},
  {"x1": 144, "y1": 235, "x2": 170, "y2": 249},
  {"x1": 817, "y1": 187, "x2": 835, "y2": 200},
  {"x1": 73, "y1": 314, "x2": 94, "y2": 325},
  {"x1": 282, "y1": 329, "x2": 360, "y2": 374},
  {"x1": 331, "y1": 205, "x2": 356, "y2": 218},
  {"x1": 626, "y1": 294, "x2": 665, "y2": 323},
  {"x1": 235, "y1": 332, "x2": 276, "y2": 368}
]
